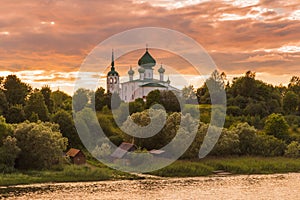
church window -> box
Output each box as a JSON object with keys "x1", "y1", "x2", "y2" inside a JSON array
[{"x1": 114, "y1": 77, "x2": 118, "y2": 83}]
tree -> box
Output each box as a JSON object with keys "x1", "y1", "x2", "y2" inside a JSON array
[
  {"x1": 52, "y1": 110, "x2": 81, "y2": 148},
  {"x1": 264, "y1": 113, "x2": 289, "y2": 141},
  {"x1": 51, "y1": 90, "x2": 72, "y2": 112},
  {"x1": 288, "y1": 76, "x2": 300, "y2": 94},
  {"x1": 145, "y1": 90, "x2": 181, "y2": 112},
  {"x1": 0, "y1": 90, "x2": 8, "y2": 115},
  {"x1": 24, "y1": 92, "x2": 49, "y2": 121},
  {"x1": 196, "y1": 70, "x2": 226, "y2": 105},
  {"x1": 14, "y1": 122, "x2": 68, "y2": 169},
  {"x1": 107, "y1": 92, "x2": 121, "y2": 110},
  {"x1": 3, "y1": 75, "x2": 31, "y2": 106},
  {"x1": 284, "y1": 141, "x2": 300, "y2": 158},
  {"x1": 41, "y1": 85, "x2": 54, "y2": 113},
  {"x1": 226, "y1": 71, "x2": 282, "y2": 117},
  {"x1": 283, "y1": 91, "x2": 299, "y2": 114},
  {"x1": 182, "y1": 85, "x2": 197, "y2": 104},
  {"x1": 129, "y1": 98, "x2": 145, "y2": 114},
  {"x1": 95, "y1": 87, "x2": 106, "y2": 111},
  {"x1": 196, "y1": 84, "x2": 210, "y2": 104},
  {"x1": 0, "y1": 116, "x2": 13, "y2": 140},
  {"x1": 160, "y1": 90, "x2": 181, "y2": 112},
  {"x1": 0, "y1": 136, "x2": 20, "y2": 172},
  {"x1": 0, "y1": 116, "x2": 17, "y2": 171},
  {"x1": 253, "y1": 134, "x2": 286, "y2": 156},
  {"x1": 232, "y1": 123, "x2": 257, "y2": 155},
  {"x1": 210, "y1": 128, "x2": 240, "y2": 156},
  {"x1": 146, "y1": 90, "x2": 161, "y2": 108},
  {"x1": 28, "y1": 112, "x2": 39, "y2": 122},
  {"x1": 121, "y1": 109, "x2": 170, "y2": 150},
  {"x1": 5, "y1": 105, "x2": 26, "y2": 124},
  {"x1": 72, "y1": 88, "x2": 90, "y2": 112}
]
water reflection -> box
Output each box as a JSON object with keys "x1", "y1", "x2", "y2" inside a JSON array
[{"x1": 1, "y1": 173, "x2": 297, "y2": 199}]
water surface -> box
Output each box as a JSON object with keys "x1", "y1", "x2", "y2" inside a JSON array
[{"x1": 1, "y1": 173, "x2": 300, "y2": 199}]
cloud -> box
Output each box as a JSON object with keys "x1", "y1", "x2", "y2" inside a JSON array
[{"x1": 0, "y1": 0, "x2": 299, "y2": 93}]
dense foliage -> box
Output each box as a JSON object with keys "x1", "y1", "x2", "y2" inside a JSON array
[{"x1": 0, "y1": 71, "x2": 299, "y2": 171}]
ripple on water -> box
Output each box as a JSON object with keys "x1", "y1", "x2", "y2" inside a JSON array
[{"x1": 1, "y1": 173, "x2": 299, "y2": 200}]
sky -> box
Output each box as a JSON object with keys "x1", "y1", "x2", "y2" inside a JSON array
[{"x1": 0, "y1": 0, "x2": 299, "y2": 94}]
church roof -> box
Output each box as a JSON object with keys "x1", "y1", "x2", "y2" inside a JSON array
[
  {"x1": 121, "y1": 78, "x2": 167, "y2": 84},
  {"x1": 138, "y1": 48, "x2": 156, "y2": 69},
  {"x1": 108, "y1": 69, "x2": 119, "y2": 76},
  {"x1": 108, "y1": 50, "x2": 119, "y2": 76},
  {"x1": 140, "y1": 83, "x2": 167, "y2": 88}
]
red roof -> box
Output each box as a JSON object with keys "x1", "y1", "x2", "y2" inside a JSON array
[{"x1": 66, "y1": 148, "x2": 82, "y2": 157}]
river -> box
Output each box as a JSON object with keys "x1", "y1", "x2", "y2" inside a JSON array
[{"x1": 1, "y1": 173, "x2": 300, "y2": 199}]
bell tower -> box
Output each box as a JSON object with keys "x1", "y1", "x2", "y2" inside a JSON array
[{"x1": 107, "y1": 50, "x2": 120, "y2": 94}]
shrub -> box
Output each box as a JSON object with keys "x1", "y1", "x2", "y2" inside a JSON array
[
  {"x1": 253, "y1": 134, "x2": 286, "y2": 157},
  {"x1": 285, "y1": 141, "x2": 300, "y2": 158},
  {"x1": 14, "y1": 122, "x2": 68, "y2": 169}
]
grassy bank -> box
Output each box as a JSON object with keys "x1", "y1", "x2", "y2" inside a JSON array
[
  {"x1": 2, "y1": 157, "x2": 300, "y2": 186},
  {"x1": 149, "y1": 157, "x2": 300, "y2": 177},
  {"x1": 0, "y1": 164, "x2": 139, "y2": 186}
]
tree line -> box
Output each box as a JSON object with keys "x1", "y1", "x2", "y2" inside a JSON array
[{"x1": 0, "y1": 71, "x2": 300, "y2": 171}]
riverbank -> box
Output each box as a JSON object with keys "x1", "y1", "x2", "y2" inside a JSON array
[
  {"x1": 1, "y1": 157, "x2": 300, "y2": 187},
  {"x1": 0, "y1": 164, "x2": 139, "y2": 187},
  {"x1": 149, "y1": 156, "x2": 300, "y2": 177}
]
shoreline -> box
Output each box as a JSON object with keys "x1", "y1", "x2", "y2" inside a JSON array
[
  {"x1": 0, "y1": 172, "x2": 292, "y2": 188},
  {"x1": 1, "y1": 156, "x2": 300, "y2": 187}
]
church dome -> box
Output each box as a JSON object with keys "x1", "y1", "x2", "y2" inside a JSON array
[
  {"x1": 158, "y1": 65, "x2": 165, "y2": 73},
  {"x1": 138, "y1": 48, "x2": 156, "y2": 69},
  {"x1": 138, "y1": 67, "x2": 145, "y2": 73},
  {"x1": 107, "y1": 67, "x2": 119, "y2": 76},
  {"x1": 167, "y1": 77, "x2": 171, "y2": 84},
  {"x1": 107, "y1": 50, "x2": 119, "y2": 76},
  {"x1": 107, "y1": 70, "x2": 119, "y2": 76},
  {"x1": 128, "y1": 67, "x2": 134, "y2": 75}
]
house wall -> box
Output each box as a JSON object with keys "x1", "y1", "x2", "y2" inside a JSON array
[{"x1": 72, "y1": 152, "x2": 86, "y2": 165}]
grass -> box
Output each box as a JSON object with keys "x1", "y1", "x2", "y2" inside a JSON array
[
  {"x1": 0, "y1": 164, "x2": 138, "y2": 186},
  {"x1": 149, "y1": 161, "x2": 214, "y2": 177},
  {"x1": 148, "y1": 156, "x2": 300, "y2": 177},
  {"x1": 2, "y1": 157, "x2": 300, "y2": 186}
]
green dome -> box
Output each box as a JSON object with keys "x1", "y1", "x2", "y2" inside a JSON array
[
  {"x1": 138, "y1": 48, "x2": 156, "y2": 68},
  {"x1": 108, "y1": 69, "x2": 119, "y2": 76}
]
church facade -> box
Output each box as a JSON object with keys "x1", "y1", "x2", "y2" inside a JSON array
[{"x1": 107, "y1": 48, "x2": 180, "y2": 103}]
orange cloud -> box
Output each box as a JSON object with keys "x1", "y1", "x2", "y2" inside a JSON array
[{"x1": 0, "y1": 0, "x2": 299, "y2": 93}]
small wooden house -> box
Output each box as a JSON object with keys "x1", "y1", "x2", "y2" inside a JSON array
[{"x1": 66, "y1": 148, "x2": 86, "y2": 165}]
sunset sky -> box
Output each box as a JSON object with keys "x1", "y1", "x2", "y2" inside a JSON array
[{"x1": 0, "y1": 0, "x2": 299, "y2": 94}]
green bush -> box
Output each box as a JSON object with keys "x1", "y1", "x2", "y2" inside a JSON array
[
  {"x1": 253, "y1": 134, "x2": 286, "y2": 157},
  {"x1": 285, "y1": 141, "x2": 300, "y2": 158}
]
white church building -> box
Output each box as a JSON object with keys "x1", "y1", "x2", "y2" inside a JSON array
[{"x1": 107, "y1": 47, "x2": 180, "y2": 103}]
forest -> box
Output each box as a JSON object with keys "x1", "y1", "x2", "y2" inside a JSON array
[{"x1": 0, "y1": 71, "x2": 300, "y2": 173}]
